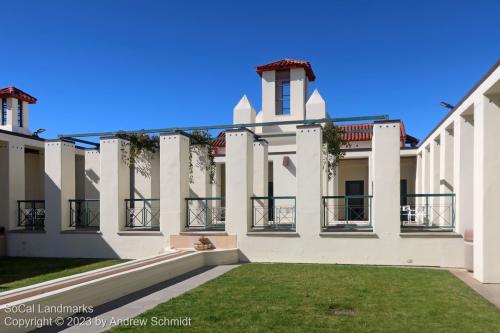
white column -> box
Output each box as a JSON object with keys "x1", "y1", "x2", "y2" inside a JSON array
[
  {"x1": 296, "y1": 125, "x2": 323, "y2": 236},
  {"x1": 372, "y1": 121, "x2": 400, "y2": 235},
  {"x1": 253, "y1": 139, "x2": 268, "y2": 197},
  {"x1": 440, "y1": 128, "x2": 454, "y2": 193},
  {"x1": 225, "y1": 129, "x2": 254, "y2": 236},
  {"x1": 416, "y1": 152, "x2": 422, "y2": 195},
  {"x1": 6, "y1": 140, "x2": 25, "y2": 229},
  {"x1": 473, "y1": 95, "x2": 500, "y2": 283},
  {"x1": 160, "y1": 132, "x2": 190, "y2": 235},
  {"x1": 429, "y1": 138, "x2": 441, "y2": 223},
  {"x1": 45, "y1": 140, "x2": 75, "y2": 233},
  {"x1": 253, "y1": 139, "x2": 269, "y2": 226},
  {"x1": 189, "y1": 146, "x2": 211, "y2": 198},
  {"x1": 454, "y1": 112, "x2": 474, "y2": 235},
  {"x1": 100, "y1": 137, "x2": 130, "y2": 234},
  {"x1": 84, "y1": 149, "x2": 100, "y2": 198}
]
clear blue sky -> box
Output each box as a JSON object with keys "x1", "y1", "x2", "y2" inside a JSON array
[{"x1": 2, "y1": 0, "x2": 499, "y2": 140}]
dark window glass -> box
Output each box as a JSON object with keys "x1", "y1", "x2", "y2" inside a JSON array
[
  {"x1": 17, "y1": 100, "x2": 23, "y2": 127},
  {"x1": 1, "y1": 98, "x2": 6, "y2": 126}
]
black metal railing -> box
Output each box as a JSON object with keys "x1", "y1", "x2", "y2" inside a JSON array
[
  {"x1": 322, "y1": 195, "x2": 373, "y2": 230},
  {"x1": 17, "y1": 200, "x2": 45, "y2": 230},
  {"x1": 69, "y1": 199, "x2": 100, "y2": 229},
  {"x1": 125, "y1": 199, "x2": 160, "y2": 229},
  {"x1": 251, "y1": 196, "x2": 296, "y2": 231},
  {"x1": 185, "y1": 197, "x2": 225, "y2": 230},
  {"x1": 400, "y1": 193, "x2": 455, "y2": 229}
]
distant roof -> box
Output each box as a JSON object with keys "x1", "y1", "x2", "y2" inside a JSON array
[
  {"x1": 256, "y1": 59, "x2": 316, "y2": 81},
  {"x1": 0, "y1": 86, "x2": 37, "y2": 104},
  {"x1": 338, "y1": 122, "x2": 409, "y2": 147},
  {"x1": 212, "y1": 121, "x2": 415, "y2": 149}
]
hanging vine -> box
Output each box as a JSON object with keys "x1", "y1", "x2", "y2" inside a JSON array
[
  {"x1": 116, "y1": 131, "x2": 216, "y2": 183},
  {"x1": 322, "y1": 123, "x2": 348, "y2": 180},
  {"x1": 116, "y1": 133, "x2": 159, "y2": 177},
  {"x1": 189, "y1": 130, "x2": 216, "y2": 184}
]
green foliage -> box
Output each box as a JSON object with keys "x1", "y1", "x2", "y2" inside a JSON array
[
  {"x1": 116, "y1": 133, "x2": 159, "y2": 165},
  {"x1": 117, "y1": 131, "x2": 216, "y2": 183},
  {"x1": 0, "y1": 258, "x2": 124, "y2": 292},
  {"x1": 189, "y1": 130, "x2": 216, "y2": 184},
  {"x1": 322, "y1": 123, "x2": 348, "y2": 180}
]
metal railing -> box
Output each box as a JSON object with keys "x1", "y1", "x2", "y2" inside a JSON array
[
  {"x1": 251, "y1": 196, "x2": 296, "y2": 231},
  {"x1": 322, "y1": 195, "x2": 373, "y2": 229},
  {"x1": 125, "y1": 199, "x2": 160, "y2": 229},
  {"x1": 186, "y1": 197, "x2": 225, "y2": 230},
  {"x1": 17, "y1": 200, "x2": 45, "y2": 230},
  {"x1": 69, "y1": 199, "x2": 100, "y2": 229},
  {"x1": 400, "y1": 193, "x2": 455, "y2": 229}
]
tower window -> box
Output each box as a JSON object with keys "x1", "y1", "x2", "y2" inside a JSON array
[
  {"x1": 1, "y1": 98, "x2": 6, "y2": 126},
  {"x1": 276, "y1": 70, "x2": 291, "y2": 115},
  {"x1": 17, "y1": 100, "x2": 23, "y2": 127}
]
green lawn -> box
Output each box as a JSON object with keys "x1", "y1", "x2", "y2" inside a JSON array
[
  {"x1": 0, "y1": 257, "x2": 124, "y2": 292},
  {"x1": 113, "y1": 263, "x2": 500, "y2": 333}
]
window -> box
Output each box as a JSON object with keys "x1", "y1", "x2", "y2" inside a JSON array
[
  {"x1": 275, "y1": 70, "x2": 291, "y2": 115},
  {"x1": 17, "y1": 100, "x2": 23, "y2": 127},
  {"x1": 1, "y1": 98, "x2": 6, "y2": 126}
]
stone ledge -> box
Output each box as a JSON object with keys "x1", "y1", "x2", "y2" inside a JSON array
[
  {"x1": 180, "y1": 231, "x2": 228, "y2": 236},
  {"x1": 399, "y1": 232, "x2": 462, "y2": 238},
  {"x1": 117, "y1": 231, "x2": 163, "y2": 236},
  {"x1": 60, "y1": 230, "x2": 102, "y2": 235},
  {"x1": 7, "y1": 229, "x2": 46, "y2": 234},
  {"x1": 319, "y1": 232, "x2": 378, "y2": 238},
  {"x1": 246, "y1": 231, "x2": 299, "y2": 237}
]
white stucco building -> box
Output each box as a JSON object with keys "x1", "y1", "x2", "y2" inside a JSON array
[{"x1": 1, "y1": 58, "x2": 499, "y2": 283}]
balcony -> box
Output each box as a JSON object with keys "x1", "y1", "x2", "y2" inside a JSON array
[
  {"x1": 322, "y1": 195, "x2": 373, "y2": 231},
  {"x1": 69, "y1": 199, "x2": 100, "y2": 229},
  {"x1": 125, "y1": 199, "x2": 160, "y2": 230},
  {"x1": 185, "y1": 197, "x2": 225, "y2": 231},
  {"x1": 251, "y1": 196, "x2": 296, "y2": 231},
  {"x1": 400, "y1": 193, "x2": 455, "y2": 231},
  {"x1": 17, "y1": 200, "x2": 45, "y2": 231}
]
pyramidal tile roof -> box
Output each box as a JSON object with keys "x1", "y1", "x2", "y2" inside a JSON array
[
  {"x1": 256, "y1": 58, "x2": 316, "y2": 81},
  {"x1": 0, "y1": 86, "x2": 37, "y2": 104}
]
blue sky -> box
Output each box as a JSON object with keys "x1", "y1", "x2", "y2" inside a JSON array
[{"x1": 1, "y1": 0, "x2": 499, "y2": 140}]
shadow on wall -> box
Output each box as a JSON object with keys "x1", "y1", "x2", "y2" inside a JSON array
[{"x1": 284, "y1": 156, "x2": 296, "y2": 177}]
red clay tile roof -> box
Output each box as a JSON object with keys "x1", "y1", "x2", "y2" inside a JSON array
[
  {"x1": 338, "y1": 122, "x2": 407, "y2": 147},
  {"x1": 256, "y1": 59, "x2": 316, "y2": 81},
  {"x1": 0, "y1": 86, "x2": 37, "y2": 104},
  {"x1": 212, "y1": 121, "x2": 410, "y2": 149}
]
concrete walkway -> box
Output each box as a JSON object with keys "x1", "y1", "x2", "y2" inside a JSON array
[
  {"x1": 37, "y1": 265, "x2": 239, "y2": 333},
  {"x1": 449, "y1": 269, "x2": 500, "y2": 308}
]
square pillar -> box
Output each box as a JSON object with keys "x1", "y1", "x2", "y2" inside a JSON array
[
  {"x1": 473, "y1": 95, "x2": 500, "y2": 283},
  {"x1": 454, "y1": 111, "x2": 474, "y2": 235},
  {"x1": 253, "y1": 139, "x2": 268, "y2": 197},
  {"x1": 225, "y1": 128, "x2": 254, "y2": 236},
  {"x1": 3, "y1": 140, "x2": 25, "y2": 230},
  {"x1": 84, "y1": 149, "x2": 100, "y2": 199},
  {"x1": 160, "y1": 132, "x2": 190, "y2": 235},
  {"x1": 296, "y1": 125, "x2": 323, "y2": 236},
  {"x1": 99, "y1": 137, "x2": 130, "y2": 234},
  {"x1": 372, "y1": 121, "x2": 400, "y2": 235},
  {"x1": 253, "y1": 139, "x2": 269, "y2": 226},
  {"x1": 429, "y1": 137, "x2": 441, "y2": 223},
  {"x1": 45, "y1": 140, "x2": 75, "y2": 233},
  {"x1": 440, "y1": 127, "x2": 454, "y2": 194}
]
